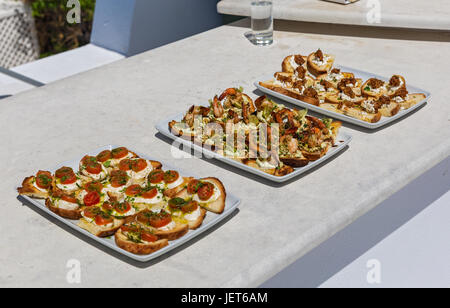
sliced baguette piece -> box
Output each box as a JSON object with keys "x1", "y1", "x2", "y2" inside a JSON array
[
  {"x1": 168, "y1": 120, "x2": 197, "y2": 141},
  {"x1": 396, "y1": 93, "x2": 426, "y2": 109},
  {"x1": 258, "y1": 81, "x2": 320, "y2": 106},
  {"x1": 186, "y1": 207, "x2": 207, "y2": 230},
  {"x1": 386, "y1": 75, "x2": 406, "y2": 96},
  {"x1": 324, "y1": 92, "x2": 365, "y2": 105},
  {"x1": 196, "y1": 177, "x2": 226, "y2": 214},
  {"x1": 17, "y1": 175, "x2": 50, "y2": 199},
  {"x1": 77, "y1": 216, "x2": 124, "y2": 237},
  {"x1": 316, "y1": 71, "x2": 355, "y2": 89},
  {"x1": 306, "y1": 50, "x2": 335, "y2": 77},
  {"x1": 300, "y1": 143, "x2": 330, "y2": 161},
  {"x1": 114, "y1": 227, "x2": 168, "y2": 255},
  {"x1": 378, "y1": 101, "x2": 401, "y2": 117},
  {"x1": 361, "y1": 78, "x2": 388, "y2": 98},
  {"x1": 152, "y1": 221, "x2": 189, "y2": 241},
  {"x1": 282, "y1": 54, "x2": 307, "y2": 73},
  {"x1": 279, "y1": 156, "x2": 309, "y2": 167},
  {"x1": 167, "y1": 196, "x2": 208, "y2": 230},
  {"x1": 320, "y1": 103, "x2": 382, "y2": 123},
  {"x1": 45, "y1": 198, "x2": 82, "y2": 220},
  {"x1": 240, "y1": 158, "x2": 294, "y2": 177}
]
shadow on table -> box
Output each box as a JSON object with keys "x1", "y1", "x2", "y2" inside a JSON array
[
  {"x1": 251, "y1": 88, "x2": 428, "y2": 134},
  {"x1": 261, "y1": 156, "x2": 450, "y2": 287},
  {"x1": 17, "y1": 195, "x2": 239, "y2": 268},
  {"x1": 155, "y1": 132, "x2": 349, "y2": 188},
  {"x1": 228, "y1": 18, "x2": 450, "y2": 43}
]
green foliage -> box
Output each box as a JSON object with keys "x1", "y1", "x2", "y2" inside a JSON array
[{"x1": 24, "y1": 0, "x2": 96, "y2": 58}]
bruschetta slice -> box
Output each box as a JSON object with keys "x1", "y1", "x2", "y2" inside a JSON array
[
  {"x1": 282, "y1": 54, "x2": 307, "y2": 74},
  {"x1": 167, "y1": 197, "x2": 207, "y2": 230},
  {"x1": 122, "y1": 184, "x2": 165, "y2": 209},
  {"x1": 240, "y1": 159, "x2": 294, "y2": 177},
  {"x1": 109, "y1": 147, "x2": 139, "y2": 168},
  {"x1": 324, "y1": 87, "x2": 365, "y2": 105},
  {"x1": 316, "y1": 68, "x2": 355, "y2": 89},
  {"x1": 45, "y1": 194, "x2": 82, "y2": 220},
  {"x1": 136, "y1": 209, "x2": 189, "y2": 241},
  {"x1": 169, "y1": 120, "x2": 197, "y2": 141},
  {"x1": 361, "y1": 78, "x2": 388, "y2": 97},
  {"x1": 77, "y1": 207, "x2": 124, "y2": 237},
  {"x1": 162, "y1": 170, "x2": 192, "y2": 198},
  {"x1": 386, "y1": 75, "x2": 406, "y2": 97},
  {"x1": 177, "y1": 177, "x2": 226, "y2": 214},
  {"x1": 17, "y1": 170, "x2": 53, "y2": 199},
  {"x1": 103, "y1": 170, "x2": 130, "y2": 200},
  {"x1": 307, "y1": 49, "x2": 335, "y2": 77},
  {"x1": 52, "y1": 167, "x2": 85, "y2": 194},
  {"x1": 115, "y1": 222, "x2": 168, "y2": 255},
  {"x1": 79, "y1": 155, "x2": 108, "y2": 181},
  {"x1": 393, "y1": 93, "x2": 426, "y2": 110}
]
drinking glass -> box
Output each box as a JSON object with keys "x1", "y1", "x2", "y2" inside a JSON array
[{"x1": 250, "y1": 1, "x2": 273, "y2": 46}]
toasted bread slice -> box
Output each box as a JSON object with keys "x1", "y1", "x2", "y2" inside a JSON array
[
  {"x1": 45, "y1": 198, "x2": 82, "y2": 220},
  {"x1": 324, "y1": 92, "x2": 365, "y2": 105},
  {"x1": 395, "y1": 93, "x2": 426, "y2": 109},
  {"x1": 17, "y1": 175, "x2": 50, "y2": 199},
  {"x1": 152, "y1": 221, "x2": 189, "y2": 241},
  {"x1": 386, "y1": 75, "x2": 406, "y2": 96},
  {"x1": 320, "y1": 103, "x2": 382, "y2": 123},
  {"x1": 301, "y1": 143, "x2": 330, "y2": 161},
  {"x1": 259, "y1": 81, "x2": 320, "y2": 106},
  {"x1": 168, "y1": 120, "x2": 196, "y2": 141},
  {"x1": 197, "y1": 177, "x2": 226, "y2": 214},
  {"x1": 114, "y1": 227, "x2": 168, "y2": 255},
  {"x1": 168, "y1": 199, "x2": 207, "y2": 230},
  {"x1": 361, "y1": 78, "x2": 387, "y2": 98},
  {"x1": 77, "y1": 216, "x2": 124, "y2": 237},
  {"x1": 240, "y1": 158, "x2": 294, "y2": 176},
  {"x1": 280, "y1": 156, "x2": 309, "y2": 167},
  {"x1": 282, "y1": 54, "x2": 307, "y2": 73},
  {"x1": 316, "y1": 71, "x2": 355, "y2": 88},
  {"x1": 164, "y1": 177, "x2": 194, "y2": 198},
  {"x1": 307, "y1": 50, "x2": 335, "y2": 77},
  {"x1": 378, "y1": 101, "x2": 401, "y2": 117}
]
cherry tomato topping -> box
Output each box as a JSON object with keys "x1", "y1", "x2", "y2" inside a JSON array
[
  {"x1": 96, "y1": 150, "x2": 112, "y2": 163},
  {"x1": 55, "y1": 167, "x2": 73, "y2": 179},
  {"x1": 61, "y1": 194, "x2": 77, "y2": 203},
  {"x1": 141, "y1": 232, "x2": 158, "y2": 242},
  {"x1": 131, "y1": 159, "x2": 148, "y2": 172},
  {"x1": 148, "y1": 170, "x2": 164, "y2": 184},
  {"x1": 137, "y1": 210, "x2": 172, "y2": 228},
  {"x1": 125, "y1": 184, "x2": 141, "y2": 196},
  {"x1": 181, "y1": 200, "x2": 199, "y2": 213},
  {"x1": 83, "y1": 191, "x2": 101, "y2": 206},
  {"x1": 83, "y1": 207, "x2": 97, "y2": 218},
  {"x1": 84, "y1": 181, "x2": 103, "y2": 193},
  {"x1": 141, "y1": 187, "x2": 158, "y2": 199},
  {"x1": 119, "y1": 159, "x2": 132, "y2": 171},
  {"x1": 111, "y1": 147, "x2": 129, "y2": 159},
  {"x1": 197, "y1": 182, "x2": 214, "y2": 201},
  {"x1": 60, "y1": 172, "x2": 77, "y2": 185},
  {"x1": 163, "y1": 170, "x2": 179, "y2": 184},
  {"x1": 95, "y1": 214, "x2": 113, "y2": 226},
  {"x1": 110, "y1": 176, "x2": 128, "y2": 188},
  {"x1": 187, "y1": 179, "x2": 202, "y2": 195},
  {"x1": 35, "y1": 171, "x2": 52, "y2": 189},
  {"x1": 114, "y1": 202, "x2": 131, "y2": 214},
  {"x1": 120, "y1": 224, "x2": 139, "y2": 233}
]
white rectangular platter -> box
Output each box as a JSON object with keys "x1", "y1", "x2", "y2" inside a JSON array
[
  {"x1": 17, "y1": 145, "x2": 240, "y2": 263},
  {"x1": 255, "y1": 65, "x2": 431, "y2": 129},
  {"x1": 156, "y1": 114, "x2": 352, "y2": 183}
]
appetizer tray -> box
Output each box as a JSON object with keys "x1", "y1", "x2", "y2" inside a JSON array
[
  {"x1": 255, "y1": 65, "x2": 431, "y2": 129},
  {"x1": 17, "y1": 145, "x2": 240, "y2": 262},
  {"x1": 156, "y1": 113, "x2": 352, "y2": 183}
]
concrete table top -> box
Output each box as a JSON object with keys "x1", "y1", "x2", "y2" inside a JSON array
[
  {"x1": 218, "y1": 0, "x2": 450, "y2": 31},
  {"x1": 1, "y1": 20, "x2": 449, "y2": 287}
]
